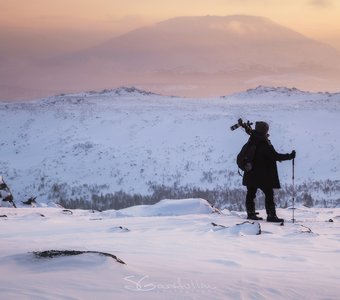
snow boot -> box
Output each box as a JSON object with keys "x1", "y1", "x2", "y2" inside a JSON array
[
  {"x1": 246, "y1": 199, "x2": 263, "y2": 220},
  {"x1": 266, "y1": 214, "x2": 284, "y2": 223},
  {"x1": 266, "y1": 204, "x2": 284, "y2": 223},
  {"x1": 247, "y1": 211, "x2": 263, "y2": 221}
]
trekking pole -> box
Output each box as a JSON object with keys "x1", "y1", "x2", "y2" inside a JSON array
[{"x1": 292, "y1": 157, "x2": 295, "y2": 223}]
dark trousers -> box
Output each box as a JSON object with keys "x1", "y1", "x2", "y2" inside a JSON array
[{"x1": 246, "y1": 186, "x2": 275, "y2": 216}]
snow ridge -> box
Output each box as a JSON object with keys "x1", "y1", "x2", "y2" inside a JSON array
[{"x1": 225, "y1": 85, "x2": 340, "y2": 99}]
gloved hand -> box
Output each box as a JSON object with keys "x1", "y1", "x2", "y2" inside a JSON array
[{"x1": 290, "y1": 150, "x2": 296, "y2": 159}]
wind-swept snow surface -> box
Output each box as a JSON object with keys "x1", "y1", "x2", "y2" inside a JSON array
[{"x1": 0, "y1": 201, "x2": 339, "y2": 299}]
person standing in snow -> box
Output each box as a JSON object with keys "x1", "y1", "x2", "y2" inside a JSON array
[{"x1": 243, "y1": 122, "x2": 295, "y2": 222}]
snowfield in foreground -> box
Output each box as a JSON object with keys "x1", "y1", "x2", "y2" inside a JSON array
[{"x1": 1, "y1": 199, "x2": 339, "y2": 300}]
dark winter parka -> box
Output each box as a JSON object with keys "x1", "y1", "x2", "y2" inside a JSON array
[{"x1": 242, "y1": 131, "x2": 291, "y2": 188}]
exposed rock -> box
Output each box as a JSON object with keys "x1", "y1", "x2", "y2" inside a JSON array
[{"x1": 33, "y1": 250, "x2": 126, "y2": 264}]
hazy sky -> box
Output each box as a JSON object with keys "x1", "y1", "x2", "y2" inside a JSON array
[
  {"x1": 1, "y1": 0, "x2": 340, "y2": 50},
  {"x1": 2, "y1": 0, "x2": 340, "y2": 101}
]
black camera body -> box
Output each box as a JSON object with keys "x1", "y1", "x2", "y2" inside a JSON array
[{"x1": 230, "y1": 118, "x2": 253, "y2": 135}]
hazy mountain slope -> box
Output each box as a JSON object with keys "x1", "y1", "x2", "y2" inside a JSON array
[
  {"x1": 49, "y1": 15, "x2": 340, "y2": 96},
  {"x1": 79, "y1": 15, "x2": 340, "y2": 71},
  {"x1": 2, "y1": 15, "x2": 340, "y2": 101},
  {"x1": 0, "y1": 86, "x2": 339, "y2": 208}
]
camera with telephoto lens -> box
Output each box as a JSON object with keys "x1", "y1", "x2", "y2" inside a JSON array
[{"x1": 230, "y1": 118, "x2": 253, "y2": 135}]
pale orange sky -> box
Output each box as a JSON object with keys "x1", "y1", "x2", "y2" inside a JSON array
[{"x1": 1, "y1": 0, "x2": 340, "y2": 50}]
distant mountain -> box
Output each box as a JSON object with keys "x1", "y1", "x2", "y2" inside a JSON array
[
  {"x1": 48, "y1": 15, "x2": 340, "y2": 97},
  {"x1": 2, "y1": 15, "x2": 340, "y2": 100},
  {"x1": 78, "y1": 15, "x2": 340, "y2": 72}
]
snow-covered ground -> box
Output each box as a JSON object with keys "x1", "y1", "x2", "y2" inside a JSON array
[
  {"x1": 1, "y1": 199, "x2": 339, "y2": 299},
  {"x1": 0, "y1": 86, "x2": 339, "y2": 208}
]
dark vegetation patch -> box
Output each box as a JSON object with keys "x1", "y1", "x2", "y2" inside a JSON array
[{"x1": 33, "y1": 250, "x2": 126, "y2": 264}]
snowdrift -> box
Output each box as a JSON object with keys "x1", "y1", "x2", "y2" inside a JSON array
[
  {"x1": 211, "y1": 221, "x2": 262, "y2": 236},
  {"x1": 118, "y1": 198, "x2": 216, "y2": 217}
]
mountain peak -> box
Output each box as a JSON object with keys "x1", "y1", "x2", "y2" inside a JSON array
[
  {"x1": 147, "y1": 15, "x2": 303, "y2": 41},
  {"x1": 39, "y1": 86, "x2": 161, "y2": 105},
  {"x1": 156, "y1": 15, "x2": 276, "y2": 27},
  {"x1": 85, "y1": 86, "x2": 159, "y2": 97},
  {"x1": 224, "y1": 85, "x2": 340, "y2": 99},
  {"x1": 245, "y1": 85, "x2": 307, "y2": 95}
]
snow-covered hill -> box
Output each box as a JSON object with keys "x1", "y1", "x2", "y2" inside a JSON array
[
  {"x1": 1, "y1": 201, "x2": 340, "y2": 299},
  {"x1": 0, "y1": 86, "x2": 339, "y2": 209}
]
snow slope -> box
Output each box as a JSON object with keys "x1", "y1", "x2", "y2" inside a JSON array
[
  {"x1": 0, "y1": 200, "x2": 339, "y2": 299},
  {"x1": 0, "y1": 86, "x2": 339, "y2": 207}
]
